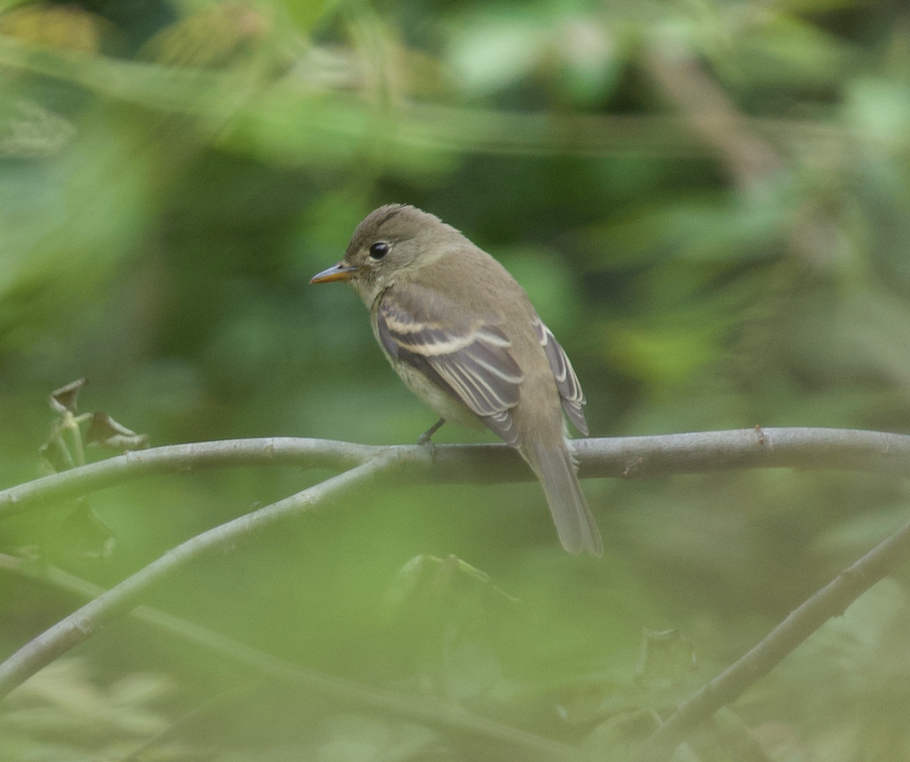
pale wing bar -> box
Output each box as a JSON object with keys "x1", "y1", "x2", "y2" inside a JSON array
[{"x1": 377, "y1": 294, "x2": 524, "y2": 443}]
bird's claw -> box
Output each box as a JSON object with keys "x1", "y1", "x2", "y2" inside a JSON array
[{"x1": 417, "y1": 418, "x2": 445, "y2": 457}]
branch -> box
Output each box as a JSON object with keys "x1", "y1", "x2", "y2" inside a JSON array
[
  {"x1": 0, "y1": 452, "x2": 403, "y2": 702},
  {"x1": 0, "y1": 437, "x2": 376, "y2": 519},
  {"x1": 644, "y1": 40, "x2": 783, "y2": 190},
  {"x1": 0, "y1": 555, "x2": 571, "y2": 762},
  {"x1": 2, "y1": 427, "x2": 909, "y2": 748},
  {"x1": 642, "y1": 37, "x2": 845, "y2": 268},
  {"x1": 632, "y1": 511, "x2": 910, "y2": 762},
  {"x1": 3, "y1": 428, "x2": 910, "y2": 519}
]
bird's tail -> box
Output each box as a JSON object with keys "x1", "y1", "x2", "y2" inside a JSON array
[{"x1": 527, "y1": 442, "x2": 603, "y2": 556}]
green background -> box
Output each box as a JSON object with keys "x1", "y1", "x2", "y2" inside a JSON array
[{"x1": 2, "y1": 0, "x2": 910, "y2": 759}]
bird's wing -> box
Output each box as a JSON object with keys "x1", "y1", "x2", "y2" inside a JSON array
[
  {"x1": 377, "y1": 286, "x2": 524, "y2": 444},
  {"x1": 532, "y1": 316, "x2": 588, "y2": 435}
]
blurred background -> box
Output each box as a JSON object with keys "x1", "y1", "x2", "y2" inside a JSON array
[{"x1": 2, "y1": 0, "x2": 910, "y2": 759}]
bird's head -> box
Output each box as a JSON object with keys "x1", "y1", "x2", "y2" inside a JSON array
[{"x1": 310, "y1": 204, "x2": 461, "y2": 304}]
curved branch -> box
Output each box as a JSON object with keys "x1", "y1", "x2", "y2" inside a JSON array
[
  {"x1": 3, "y1": 428, "x2": 909, "y2": 520},
  {"x1": 0, "y1": 555, "x2": 571, "y2": 762},
  {"x1": 2, "y1": 426, "x2": 909, "y2": 740},
  {"x1": 0, "y1": 437, "x2": 376, "y2": 519},
  {"x1": 0, "y1": 452, "x2": 403, "y2": 702},
  {"x1": 631, "y1": 511, "x2": 910, "y2": 762}
]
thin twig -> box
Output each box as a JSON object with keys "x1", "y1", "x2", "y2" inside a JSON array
[
  {"x1": 0, "y1": 561, "x2": 571, "y2": 760},
  {"x1": 0, "y1": 452, "x2": 401, "y2": 702},
  {"x1": 631, "y1": 512, "x2": 910, "y2": 762},
  {"x1": 642, "y1": 37, "x2": 844, "y2": 268},
  {"x1": 3, "y1": 428, "x2": 910, "y2": 520},
  {"x1": 0, "y1": 437, "x2": 376, "y2": 519},
  {"x1": 2, "y1": 428, "x2": 910, "y2": 755},
  {"x1": 644, "y1": 39, "x2": 783, "y2": 189}
]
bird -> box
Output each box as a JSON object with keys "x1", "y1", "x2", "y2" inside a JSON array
[{"x1": 311, "y1": 204, "x2": 602, "y2": 556}]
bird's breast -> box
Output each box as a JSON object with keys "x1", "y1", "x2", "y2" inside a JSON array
[{"x1": 386, "y1": 355, "x2": 485, "y2": 430}]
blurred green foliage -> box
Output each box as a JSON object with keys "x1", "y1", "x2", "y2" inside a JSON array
[{"x1": 2, "y1": 0, "x2": 910, "y2": 759}]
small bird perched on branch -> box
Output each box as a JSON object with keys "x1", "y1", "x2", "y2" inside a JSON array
[{"x1": 311, "y1": 204, "x2": 602, "y2": 556}]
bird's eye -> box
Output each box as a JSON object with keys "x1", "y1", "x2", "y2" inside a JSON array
[{"x1": 368, "y1": 242, "x2": 390, "y2": 260}]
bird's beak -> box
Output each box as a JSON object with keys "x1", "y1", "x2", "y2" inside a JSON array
[{"x1": 310, "y1": 262, "x2": 359, "y2": 284}]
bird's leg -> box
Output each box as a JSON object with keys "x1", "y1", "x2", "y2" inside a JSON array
[{"x1": 418, "y1": 418, "x2": 446, "y2": 446}]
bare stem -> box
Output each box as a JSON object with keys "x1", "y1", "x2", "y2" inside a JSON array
[
  {"x1": 3, "y1": 428, "x2": 909, "y2": 520},
  {"x1": 0, "y1": 453, "x2": 397, "y2": 702},
  {"x1": 2, "y1": 427, "x2": 910, "y2": 756},
  {"x1": 0, "y1": 554, "x2": 571, "y2": 762},
  {"x1": 631, "y1": 512, "x2": 910, "y2": 762}
]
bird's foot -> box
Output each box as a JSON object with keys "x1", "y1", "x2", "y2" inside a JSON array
[{"x1": 418, "y1": 418, "x2": 445, "y2": 457}]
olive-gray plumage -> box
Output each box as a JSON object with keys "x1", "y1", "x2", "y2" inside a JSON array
[{"x1": 311, "y1": 204, "x2": 602, "y2": 555}]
